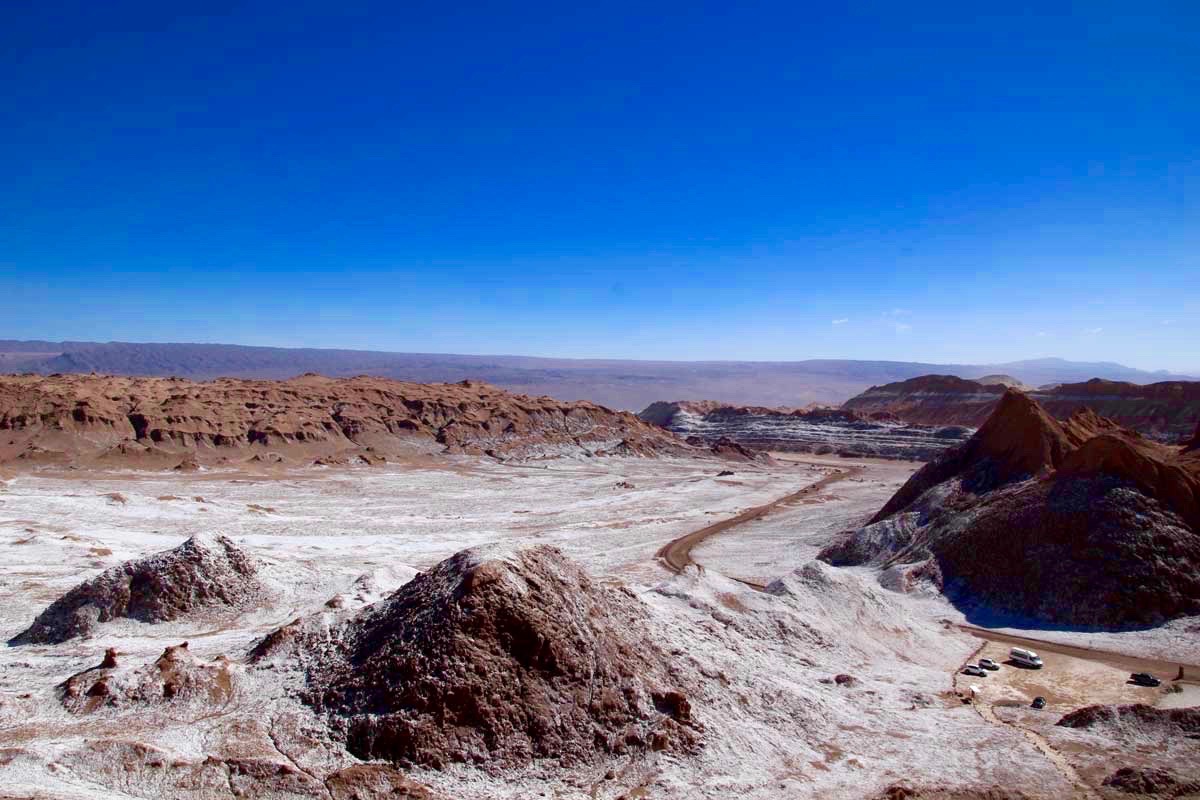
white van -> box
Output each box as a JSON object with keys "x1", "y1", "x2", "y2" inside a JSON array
[{"x1": 1010, "y1": 647, "x2": 1043, "y2": 668}]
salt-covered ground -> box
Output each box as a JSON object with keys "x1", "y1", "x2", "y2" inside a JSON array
[
  {"x1": 0, "y1": 454, "x2": 1194, "y2": 800},
  {"x1": 690, "y1": 454, "x2": 916, "y2": 584}
]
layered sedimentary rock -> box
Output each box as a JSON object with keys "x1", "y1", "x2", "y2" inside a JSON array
[
  {"x1": 843, "y1": 375, "x2": 1200, "y2": 443},
  {"x1": 640, "y1": 400, "x2": 970, "y2": 461}
]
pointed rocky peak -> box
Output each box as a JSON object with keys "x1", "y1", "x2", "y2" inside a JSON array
[
  {"x1": 970, "y1": 388, "x2": 1073, "y2": 480},
  {"x1": 1062, "y1": 406, "x2": 1122, "y2": 444},
  {"x1": 870, "y1": 390, "x2": 1080, "y2": 523}
]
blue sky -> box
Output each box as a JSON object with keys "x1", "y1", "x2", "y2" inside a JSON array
[{"x1": 3, "y1": 1, "x2": 1197, "y2": 371}]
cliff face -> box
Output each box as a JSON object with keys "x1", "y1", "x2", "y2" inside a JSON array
[
  {"x1": 0, "y1": 373, "x2": 688, "y2": 467},
  {"x1": 639, "y1": 400, "x2": 970, "y2": 461},
  {"x1": 822, "y1": 390, "x2": 1200, "y2": 628},
  {"x1": 843, "y1": 376, "x2": 1200, "y2": 443}
]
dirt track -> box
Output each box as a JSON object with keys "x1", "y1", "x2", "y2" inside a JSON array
[
  {"x1": 655, "y1": 464, "x2": 863, "y2": 579},
  {"x1": 959, "y1": 625, "x2": 1200, "y2": 681}
]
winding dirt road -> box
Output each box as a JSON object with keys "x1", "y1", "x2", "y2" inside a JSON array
[{"x1": 656, "y1": 464, "x2": 863, "y2": 580}]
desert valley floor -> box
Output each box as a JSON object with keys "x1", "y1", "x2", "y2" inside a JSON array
[{"x1": 2, "y1": 450, "x2": 1198, "y2": 800}]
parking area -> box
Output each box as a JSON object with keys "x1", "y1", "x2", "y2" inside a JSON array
[{"x1": 959, "y1": 640, "x2": 1170, "y2": 714}]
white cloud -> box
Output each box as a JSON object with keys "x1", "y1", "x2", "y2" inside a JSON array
[
  {"x1": 1162, "y1": 320, "x2": 1173, "y2": 326},
  {"x1": 1083, "y1": 327, "x2": 1103, "y2": 335},
  {"x1": 883, "y1": 308, "x2": 911, "y2": 318},
  {"x1": 831, "y1": 318, "x2": 849, "y2": 325},
  {"x1": 894, "y1": 322, "x2": 912, "y2": 334},
  {"x1": 1035, "y1": 331, "x2": 1048, "y2": 337}
]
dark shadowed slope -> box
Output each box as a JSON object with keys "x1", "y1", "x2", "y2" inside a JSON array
[{"x1": 821, "y1": 390, "x2": 1200, "y2": 629}]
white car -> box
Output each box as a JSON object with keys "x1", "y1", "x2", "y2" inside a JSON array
[
  {"x1": 1010, "y1": 647, "x2": 1043, "y2": 669},
  {"x1": 979, "y1": 658, "x2": 1000, "y2": 671}
]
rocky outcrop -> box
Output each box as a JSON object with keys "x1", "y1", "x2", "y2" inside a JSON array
[
  {"x1": 822, "y1": 391, "x2": 1200, "y2": 628},
  {"x1": 0, "y1": 373, "x2": 687, "y2": 467},
  {"x1": 59, "y1": 642, "x2": 236, "y2": 713},
  {"x1": 973, "y1": 374, "x2": 1030, "y2": 390},
  {"x1": 843, "y1": 375, "x2": 1009, "y2": 427},
  {"x1": 1101, "y1": 766, "x2": 1200, "y2": 797},
  {"x1": 868, "y1": 390, "x2": 1106, "y2": 523},
  {"x1": 701, "y1": 436, "x2": 774, "y2": 463},
  {"x1": 843, "y1": 376, "x2": 1200, "y2": 443},
  {"x1": 874, "y1": 785, "x2": 1032, "y2": 800},
  {"x1": 10, "y1": 535, "x2": 264, "y2": 644},
  {"x1": 256, "y1": 545, "x2": 697, "y2": 771},
  {"x1": 1057, "y1": 704, "x2": 1200, "y2": 735},
  {"x1": 641, "y1": 399, "x2": 969, "y2": 461}
]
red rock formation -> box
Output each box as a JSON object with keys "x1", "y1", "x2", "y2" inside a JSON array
[
  {"x1": 843, "y1": 375, "x2": 1007, "y2": 427},
  {"x1": 0, "y1": 373, "x2": 686, "y2": 466},
  {"x1": 844, "y1": 392, "x2": 1200, "y2": 627},
  {"x1": 871, "y1": 390, "x2": 1081, "y2": 522},
  {"x1": 843, "y1": 375, "x2": 1200, "y2": 442},
  {"x1": 1058, "y1": 432, "x2": 1200, "y2": 531}
]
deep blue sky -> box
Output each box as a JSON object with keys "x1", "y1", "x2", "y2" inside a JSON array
[{"x1": 3, "y1": 2, "x2": 1197, "y2": 370}]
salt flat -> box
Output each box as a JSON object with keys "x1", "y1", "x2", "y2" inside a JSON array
[{"x1": 0, "y1": 454, "x2": 1194, "y2": 800}]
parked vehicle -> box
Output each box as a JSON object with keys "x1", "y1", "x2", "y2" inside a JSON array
[
  {"x1": 978, "y1": 658, "x2": 1000, "y2": 671},
  {"x1": 1031, "y1": 696, "x2": 1046, "y2": 709},
  {"x1": 1010, "y1": 647, "x2": 1043, "y2": 668},
  {"x1": 962, "y1": 665, "x2": 986, "y2": 677},
  {"x1": 1130, "y1": 672, "x2": 1162, "y2": 687}
]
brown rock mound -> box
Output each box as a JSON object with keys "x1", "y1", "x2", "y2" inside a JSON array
[
  {"x1": 1102, "y1": 766, "x2": 1200, "y2": 797},
  {"x1": 1059, "y1": 432, "x2": 1200, "y2": 530},
  {"x1": 874, "y1": 784, "x2": 1031, "y2": 800},
  {"x1": 707, "y1": 435, "x2": 772, "y2": 463},
  {"x1": 834, "y1": 392, "x2": 1200, "y2": 627},
  {"x1": 10, "y1": 534, "x2": 263, "y2": 645},
  {"x1": 1057, "y1": 704, "x2": 1200, "y2": 735},
  {"x1": 930, "y1": 473, "x2": 1200, "y2": 626},
  {"x1": 257, "y1": 545, "x2": 697, "y2": 771}
]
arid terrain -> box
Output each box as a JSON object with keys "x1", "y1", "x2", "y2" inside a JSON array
[
  {"x1": 640, "y1": 401, "x2": 971, "y2": 460},
  {"x1": 844, "y1": 375, "x2": 1200, "y2": 443},
  {"x1": 1, "y1": 376, "x2": 1197, "y2": 800}
]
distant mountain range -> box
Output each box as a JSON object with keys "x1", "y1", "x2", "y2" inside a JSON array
[{"x1": 0, "y1": 339, "x2": 1193, "y2": 411}]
